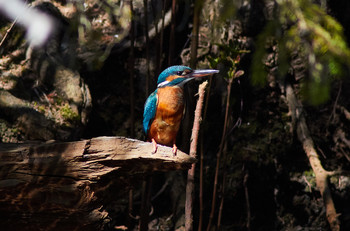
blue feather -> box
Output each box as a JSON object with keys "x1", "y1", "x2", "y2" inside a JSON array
[
  {"x1": 157, "y1": 65, "x2": 192, "y2": 85},
  {"x1": 143, "y1": 90, "x2": 158, "y2": 134}
]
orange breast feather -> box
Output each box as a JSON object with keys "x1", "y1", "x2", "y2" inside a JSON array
[{"x1": 148, "y1": 86, "x2": 184, "y2": 146}]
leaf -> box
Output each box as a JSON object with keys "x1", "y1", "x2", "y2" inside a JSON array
[
  {"x1": 234, "y1": 70, "x2": 244, "y2": 79},
  {"x1": 207, "y1": 56, "x2": 219, "y2": 69}
]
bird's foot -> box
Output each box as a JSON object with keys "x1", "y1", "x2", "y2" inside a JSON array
[
  {"x1": 151, "y1": 139, "x2": 158, "y2": 154},
  {"x1": 172, "y1": 144, "x2": 177, "y2": 156}
]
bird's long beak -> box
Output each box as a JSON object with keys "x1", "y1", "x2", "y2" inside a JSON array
[{"x1": 190, "y1": 69, "x2": 219, "y2": 78}]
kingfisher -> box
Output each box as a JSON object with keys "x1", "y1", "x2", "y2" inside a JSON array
[{"x1": 143, "y1": 65, "x2": 219, "y2": 155}]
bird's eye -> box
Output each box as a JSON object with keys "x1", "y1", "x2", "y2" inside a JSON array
[{"x1": 176, "y1": 71, "x2": 183, "y2": 76}]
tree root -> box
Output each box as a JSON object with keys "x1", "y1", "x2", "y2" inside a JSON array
[{"x1": 285, "y1": 82, "x2": 340, "y2": 231}]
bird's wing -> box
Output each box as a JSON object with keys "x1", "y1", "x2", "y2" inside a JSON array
[{"x1": 143, "y1": 90, "x2": 158, "y2": 135}]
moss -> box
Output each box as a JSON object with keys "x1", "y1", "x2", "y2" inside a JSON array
[
  {"x1": 302, "y1": 169, "x2": 317, "y2": 192},
  {"x1": 60, "y1": 103, "x2": 80, "y2": 122},
  {"x1": 37, "y1": 105, "x2": 46, "y2": 113}
]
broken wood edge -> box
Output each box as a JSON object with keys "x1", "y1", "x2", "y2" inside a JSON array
[
  {"x1": 0, "y1": 136, "x2": 196, "y2": 183},
  {"x1": 285, "y1": 82, "x2": 340, "y2": 231},
  {"x1": 0, "y1": 136, "x2": 196, "y2": 230}
]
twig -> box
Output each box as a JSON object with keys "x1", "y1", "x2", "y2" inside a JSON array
[
  {"x1": 128, "y1": 1, "x2": 135, "y2": 228},
  {"x1": 339, "y1": 146, "x2": 350, "y2": 163},
  {"x1": 303, "y1": 175, "x2": 313, "y2": 192},
  {"x1": 198, "y1": 76, "x2": 213, "y2": 231},
  {"x1": 128, "y1": 189, "x2": 134, "y2": 227},
  {"x1": 168, "y1": 0, "x2": 176, "y2": 65},
  {"x1": 336, "y1": 129, "x2": 350, "y2": 162},
  {"x1": 198, "y1": 129, "x2": 204, "y2": 231},
  {"x1": 217, "y1": 142, "x2": 227, "y2": 230},
  {"x1": 338, "y1": 105, "x2": 350, "y2": 121},
  {"x1": 207, "y1": 76, "x2": 234, "y2": 231},
  {"x1": 327, "y1": 81, "x2": 342, "y2": 126},
  {"x1": 336, "y1": 129, "x2": 350, "y2": 148},
  {"x1": 317, "y1": 146, "x2": 327, "y2": 159},
  {"x1": 139, "y1": 176, "x2": 153, "y2": 231},
  {"x1": 151, "y1": 178, "x2": 169, "y2": 201},
  {"x1": 216, "y1": 75, "x2": 234, "y2": 230},
  {"x1": 129, "y1": 0, "x2": 135, "y2": 137},
  {"x1": 189, "y1": 82, "x2": 208, "y2": 156},
  {"x1": 143, "y1": 0, "x2": 151, "y2": 97},
  {"x1": 185, "y1": 81, "x2": 208, "y2": 231},
  {"x1": 150, "y1": 0, "x2": 160, "y2": 76},
  {"x1": 0, "y1": 18, "x2": 17, "y2": 48},
  {"x1": 190, "y1": 0, "x2": 204, "y2": 68},
  {"x1": 157, "y1": 0, "x2": 166, "y2": 75},
  {"x1": 243, "y1": 167, "x2": 251, "y2": 231},
  {"x1": 113, "y1": 9, "x2": 172, "y2": 54}
]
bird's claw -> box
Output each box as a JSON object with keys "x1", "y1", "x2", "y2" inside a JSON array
[
  {"x1": 172, "y1": 144, "x2": 177, "y2": 156},
  {"x1": 151, "y1": 139, "x2": 177, "y2": 156},
  {"x1": 151, "y1": 139, "x2": 158, "y2": 154}
]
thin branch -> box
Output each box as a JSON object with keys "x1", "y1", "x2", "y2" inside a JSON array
[
  {"x1": 190, "y1": 0, "x2": 204, "y2": 68},
  {"x1": 151, "y1": 178, "x2": 169, "y2": 201},
  {"x1": 128, "y1": 189, "x2": 134, "y2": 228},
  {"x1": 339, "y1": 146, "x2": 350, "y2": 163},
  {"x1": 113, "y1": 9, "x2": 172, "y2": 53},
  {"x1": 0, "y1": 18, "x2": 17, "y2": 48},
  {"x1": 168, "y1": 0, "x2": 176, "y2": 65},
  {"x1": 128, "y1": 1, "x2": 135, "y2": 228},
  {"x1": 150, "y1": 0, "x2": 160, "y2": 76},
  {"x1": 243, "y1": 167, "x2": 251, "y2": 231},
  {"x1": 216, "y1": 76, "x2": 234, "y2": 229},
  {"x1": 217, "y1": 141, "x2": 228, "y2": 230},
  {"x1": 327, "y1": 81, "x2": 342, "y2": 126},
  {"x1": 143, "y1": 0, "x2": 151, "y2": 97},
  {"x1": 139, "y1": 177, "x2": 150, "y2": 231},
  {"x1": 189, "y1": 82, "x2": 208, "y2": 156},
  {"x1": 157, "y1": 0, "x2": 166, "y2": 75},
  {"x1": 338, "y1": 105, "x2": 350, "y2": 121},
  {"x1": 207, "y1": 76, "x2": 234, "y2": 231},
  {"x1": 129, "y1": 0, "x2": 135, "y2": 137},
  {"x1": 185, "y1": 81, "x2": 208, "y2": 231},
  {"x1": 198, "y1": 76, "x2": 213, "y2": 231}
]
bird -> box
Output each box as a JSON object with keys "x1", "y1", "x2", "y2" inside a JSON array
[{"x1": 143, "y1": 65, "x2": 219, "y2": 155}]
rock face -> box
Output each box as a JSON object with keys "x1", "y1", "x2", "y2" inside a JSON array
[
  {"x1": 0, "y1": 1, "x2": 92, "y2": 141},
  {"x1": 26, "y1": 2, "x2": 92, "y2": 126}
]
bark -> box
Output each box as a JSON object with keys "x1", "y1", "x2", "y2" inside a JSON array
[
  {"x1": 185, "y1": 81, "x2": 208, "y2": 231},
  {"x1": 0, "y1": 136, "x2": 195, "y2": 230},
  {"x1": 285, "y1": 83, "x2": 340, "y2": 231}
]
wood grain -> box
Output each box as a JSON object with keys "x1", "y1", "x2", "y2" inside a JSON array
[{"x1": 0, "y1": 136, "x2": 195, "y2": 230}]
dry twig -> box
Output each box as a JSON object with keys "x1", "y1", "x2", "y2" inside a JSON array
[
  {"x1": 243, "y1": 167, "x2": 251, "y2": 231},
  {"x1": 185, "y1": 81, "x2": 208, "y2": 231},
  {"x1": 0, "y1": 19, "x2": 17, "y2": 48},
  {"x1": 207, "y1": 74, "x2": 235, "y2": 231}
]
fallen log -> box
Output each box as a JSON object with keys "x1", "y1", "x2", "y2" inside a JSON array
[{"x1": 0, "y1": 136, "x2": 195, "y2": 230}]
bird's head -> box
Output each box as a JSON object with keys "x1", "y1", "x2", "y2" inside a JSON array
[{"x1": 157, "y1": 65, "x2": 219, "y2": 88}]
